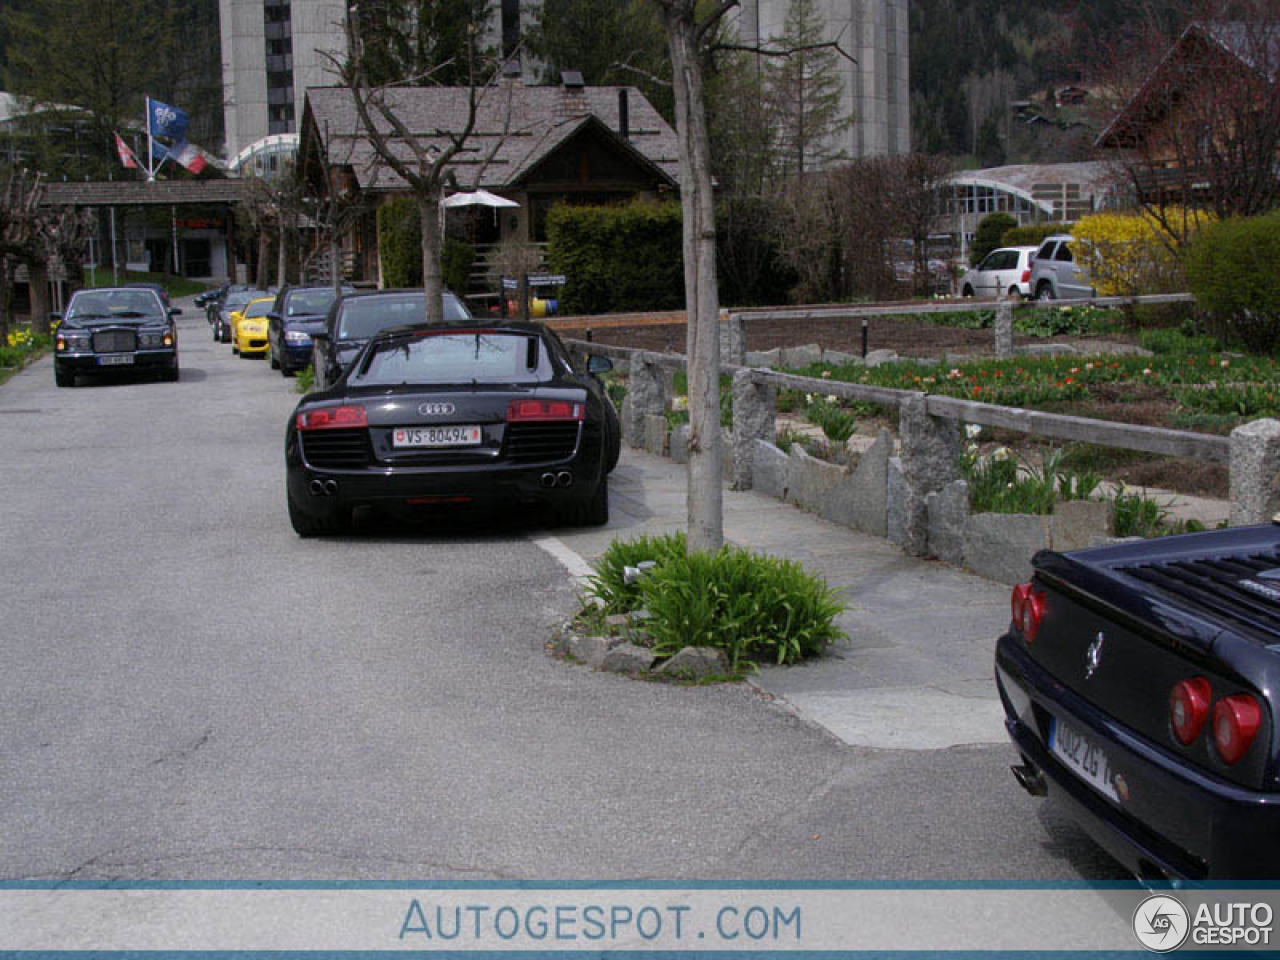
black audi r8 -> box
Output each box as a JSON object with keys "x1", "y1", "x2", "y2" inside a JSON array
[
  {"x1": 997, "y1": 523, "x2": 1280, "y2": 881},
  {"x1": 285, "y1": 320, "x2": 622, "y2": 536}
]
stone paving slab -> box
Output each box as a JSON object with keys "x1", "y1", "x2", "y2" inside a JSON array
[{"x1": 553, "y1": 448, "x2": 1012, "y2": 751}]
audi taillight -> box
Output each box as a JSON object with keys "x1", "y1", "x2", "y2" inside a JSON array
[
  {"x1": 507, "y1": 399, "x2": 584, "y2": 422},
  {"x1": 296, "y1": 405, "x2": 368, "y2": 430},
  {"x1": 1169, "y1": 677, "x2": 1212, "y2": 745},
  {"x1": 1011, "y1": 582, "x2": 1046, "y2": 642},
  {"x1": 1212, "y1": 693, "x2": 1261, "y2": 765}
]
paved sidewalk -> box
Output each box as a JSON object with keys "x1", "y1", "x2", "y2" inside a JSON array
[{"x1": 553, "y1": 448, "x2": 1011, "y2": 752}]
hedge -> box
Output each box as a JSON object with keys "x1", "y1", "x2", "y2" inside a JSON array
[
  {"x1": 546, "y1": 199, "x2": 684, "y2": 315},
  {"x1": 1002, "y1": 222, "x2": 1073, "y2": 248},
  {"x1": 1072, "y1": 210, "x2": 1205, "y2": 296},
  {"x1": 376, "y1": 196, "x2": 473, "y2": 293},
  {"x1": 1185, "y1": 211, "x2": 1280, "y2": 353},
  {"x1": 970, "y1": 212, "x2": 1017, "y2": 266}
]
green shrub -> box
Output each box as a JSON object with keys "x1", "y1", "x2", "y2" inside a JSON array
[
  {"x1": 295, "y1": 366, "x2": 314, "y2": 394},
  {"x1": 377, "y1": 197, "x2": 422, "y2": 289},
  {"x1": 1002, "y1": 222, "x2": 1073, "y2": 248},
  {"x1": 963, "y1": 447, "x2": 1100, "y2": 515},
  {"x1": 806, "y1": 398, "x2": 857, "y2": 444},
  {"x1": 1185, "y1": 211, "x2": 1280, "y2": 353},
  {"x1": 546, "y1": 199, "x2": 684, "y2": 315},
  {"x1": 971, "y1": 213, "x2": 1018, "y2": 266},
  {"x1": 442, "y1": 238, "x2": 474, "y2": 295},
  {"x1": 582, "y1": 532, "x2": 845, "y2": 669},
  {"x1": 1112, "y1": 486, "x2": 1206, "y2": 539},
  {"x1": 1138, "y1": 328, "x2": 1219, "y2": 355}
]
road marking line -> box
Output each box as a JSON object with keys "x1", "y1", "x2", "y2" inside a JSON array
[{"x1": 530, "y1": 535, "x2": 594, "y2": 579}]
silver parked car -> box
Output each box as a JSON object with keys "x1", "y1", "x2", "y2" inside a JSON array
[
  {"x1": 957, "y1": 246, "x2": 1038, "y2": 300},
  {"x1": 1029, "y1": 235, "x2": 1093, "y2": 300}
]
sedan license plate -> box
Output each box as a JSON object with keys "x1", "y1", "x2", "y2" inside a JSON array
[
  {"x1": 98, "y1": 354, "x2": 134, "y2": 366},
  {"x1": 1050, "y1": 716, "x2": 1118, "y2": 803},
  {"x1": 393, "y1": 425, "x2": 482, "y2": 448}
]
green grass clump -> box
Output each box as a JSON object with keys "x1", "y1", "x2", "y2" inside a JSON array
[
  {"x1": 295, "y1": 366, "x2": 315, "y2": 394},
  {"x1": 963, "y1": 447, "x2": 1101, "y2": 516},
  {"x1": 583, "y1": 532, "x2": 845, "y2": 669},
  {"x1": 1111, "y1": 486, "x2": 1206, "y2": 539}
]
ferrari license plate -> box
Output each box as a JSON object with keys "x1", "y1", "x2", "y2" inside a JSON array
[
  {"x1": 98, "y1": 354, "x2": 134, "y2": 366},
  {"x1": 1050, "y1": 716, "x2": 1118, "y2": 803},
  {"x1": 393, "y1": 425, "x2": 482, "y2": 448}
]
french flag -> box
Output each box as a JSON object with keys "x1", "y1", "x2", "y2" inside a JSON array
[
  {"x1": 170, "y1": 140, "x2": 208, "y2": 174},
  {"x1": 114, "y1": 133, "x2": 139, "y2": 169}
]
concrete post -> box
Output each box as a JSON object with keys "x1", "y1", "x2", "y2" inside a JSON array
[
  {"x1": 730, "y1": 368, "x2": 776, "y2": 489},
  {"x1": 995, "y1": 300, "x2": 1014, "y2": 358},
  {"x1": 721, "y1": 312, "x2": 747, "y2": 366},
  {"x1": 1229, "y1": 418, "x2": 1280, "y2": 526},
  {"x1": 891, "y1": 393, "x2": 964, "y2": 555},
  {"x1": 621, "y1": 353, "x2": 665, "y2": 448}
]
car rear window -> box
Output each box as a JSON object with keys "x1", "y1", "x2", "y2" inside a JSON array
[
  {"x1": 1036, "y1": 241, "x2": 1057, "y2": 260},
  {"x1": 352, "y1": 332, "x2": 546, "y2": 385},
  {"x1": 336, "y1": 293, "x2": 471, "y2": 340},
  {"x1": 1054, "y1": 242, "x2": 1074, "y2": 262}
]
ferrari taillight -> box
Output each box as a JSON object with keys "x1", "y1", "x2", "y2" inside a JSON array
[
  {"x1": 296, "y1": 405, "x2": 368, "y2": 430},
  {"x1": 1011, "y1": 582, "x2": 1046, "y2": 643},
  {"x1": 1213, "y1": 693, "x2": 1261, "y2": 765},
  {"x1": 1169, "y1": 677, "x2": 1212, "y2": 745},
  {"x1": 507, "y1": 399, "x2": 584, "y2": 422}
]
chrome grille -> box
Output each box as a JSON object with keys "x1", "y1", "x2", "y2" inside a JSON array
[
  {"x1": 504, "y1": 422, "x2": 580, "y2": 463},
  {"x1": 301, "y1": 429, "x2": 371, "y2": 469},
  {"x1": 92, "y1": 330, "x2": 137, "y2": 353}
]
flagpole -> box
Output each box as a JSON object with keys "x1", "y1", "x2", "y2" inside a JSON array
[{"x1": 145, "y1": 95, "x2": 154, "y2": 182}]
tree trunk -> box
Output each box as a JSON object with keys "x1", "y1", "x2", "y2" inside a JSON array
[
  {"x1": 331, "y1": 233, "x2": 342, "y2": 295},
  {"x1": 28, "y1": 260, "x2": 51, "y2": 335},
  {"x1": 277, "y1": 217, "x2": 288, "y2": 288},
  {"x1": 418, "y1": 189, "x2": 445, "y2": 324},
  {"x1": 0, "y1": 258, "x2": 12, "y2": 345},
  {"x1": 662, "y1": 0, "x2": 723, "y2": 553},
  {"x1": 256, "y1": 231, "x2": 270, "y2": 288}
]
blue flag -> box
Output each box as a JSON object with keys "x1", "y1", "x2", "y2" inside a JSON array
[
  {"x1": 148, "y1": 98, "x2": 189, "y2": 140},
  {"x1": 150, "y1": 140, "x2": 169, "y2": 163}
]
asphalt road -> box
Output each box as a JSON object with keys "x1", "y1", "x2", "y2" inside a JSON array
[{"x1": 0, "y1": 297, "x2": 1127, "y2": 882}]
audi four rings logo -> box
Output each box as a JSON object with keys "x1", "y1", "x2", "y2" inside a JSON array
[{"x1": 418, "y1": 402, "x2": 455, "y2": 416}]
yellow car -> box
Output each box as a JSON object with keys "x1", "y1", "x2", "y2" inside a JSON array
[{"x1": 231, "y1": 297, "x2": 274, "y2": 356}]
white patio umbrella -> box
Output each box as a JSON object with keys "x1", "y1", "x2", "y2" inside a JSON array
[{"x1": 441, "y1": 189, "x2": 520, "y2": 209}]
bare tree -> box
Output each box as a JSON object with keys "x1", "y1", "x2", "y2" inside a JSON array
[
  {"x1": 1093, "y1": 1, "x2": 1280, "y2": 242},
  {"x1": 336, "y1": 6, "x2": 499, "y2": 324},
  {"x1": 0, "y1": 168, "x2": 42, "y2": 342}
]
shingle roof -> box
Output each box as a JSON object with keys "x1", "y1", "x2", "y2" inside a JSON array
[
  {"x1": 42, "y1": 179, "x2": 254, "y2": 207},
  {"x1": 303, "y1": 83, "x2": 680, "y2": 192}
]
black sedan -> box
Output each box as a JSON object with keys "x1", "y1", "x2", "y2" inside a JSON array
[
  {"x1": 312, "y1": 288, "x2": 471, "y2": 389},
  {"x1": 997, "y1": 524, "x2": 1280, "y2": 881},
  {"x1": 285, "y1": 321, "x2": 621, "y2": 536},
  {"x1": 52, "y1": 287, "x2": 179, "y2": 386}
]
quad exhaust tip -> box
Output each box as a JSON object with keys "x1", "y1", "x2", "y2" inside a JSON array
[{"x1": 540, "y1": 472, "x2": 575, "y2": 488}]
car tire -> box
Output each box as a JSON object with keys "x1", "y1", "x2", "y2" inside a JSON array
[
  {"x1": 220, "y1": 326, "x2": 231, "y2": 344},
  {"x1": 231, "y1": 341, "x2": 239, "y2": 355},
  {"x1": 1007, "y1": 287, "x2": 1023, "y2": 301},
  {"x1": 281, "y1": 361, "x2": 295, "y2": 378},
  {"x1": 962, "y1": 285, "x2": 974, "y2": 298},
  {"x1": 288, "y1": 492, "x2": 349, "y2": 538},
  {"x1": 162, "y1": 360, "x2": 180, "y2": 382},
  {"x1": 212, "y1": 324, "x2": 220, "y2": 341},
  {"x1": 604, "y1": 404, "x2": 621, "y2": 474},
  {"x1": 560, "y1": 476, "x2": 608, "y2": 527},
  {"x1": 269, "y1": 346, "x2": 280, "y2": 370},
  {"x1": 54, "y1": 365, "x2": 75, "y2": 388},
  {"x1": 1036, "y1": 282, "x2": 1055, "y2": 301}
]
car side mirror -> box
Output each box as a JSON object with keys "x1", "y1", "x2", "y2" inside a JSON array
[
  {"x1": 168, "y1": 307, "x2": 182, "y2": 316},
  {"x1": 587, "y1": 355, "x2": 613, "y2": 375}
]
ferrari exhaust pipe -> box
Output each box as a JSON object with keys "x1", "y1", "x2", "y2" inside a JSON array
[
  {"x1": 540, "y1": 472, "x2": 556, "y2": 488},
  {"x1": 556, "y1": 471, "x2": 573, "y2": 487}
]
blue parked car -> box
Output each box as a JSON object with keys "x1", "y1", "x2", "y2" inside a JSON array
[
  {"x1": 997, "y1": 524, "x2": 1280, "y2": 881},
  {"x1": 267, "y1": 284, "x2": 354, "y2": 377}
]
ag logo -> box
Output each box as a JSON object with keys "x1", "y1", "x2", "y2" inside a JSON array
[
  {"x1": 418, "y1": 402, "x2": 455, "y2": 416},
  {"x1": 1133, "y1": 895, "x2": 1190, "y2": 952}
]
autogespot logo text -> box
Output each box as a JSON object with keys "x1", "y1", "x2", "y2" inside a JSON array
[{"x1": 1132, "y1": 895, "x2": 1189, "y2": 952}]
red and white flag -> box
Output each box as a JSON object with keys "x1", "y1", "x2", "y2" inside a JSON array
[
  {"x1": 170, "y1": 140, "x2": 208, "y2": 174},
  {"x1": 114, "y1": 132, "x2": 138, "y2": 169}
]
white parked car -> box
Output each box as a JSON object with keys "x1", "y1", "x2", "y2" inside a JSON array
[{"x1": 957, "y1": 246, "x2": 1038, "y2": 300}]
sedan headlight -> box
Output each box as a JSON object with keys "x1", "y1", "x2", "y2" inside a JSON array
[
  {"x1": 58, "y1": 335, "x2": 90, "y2": 352},
  {"x1": 285, "y1": 330, "x2": 313, "y2": 345},
  {"x1": 139, "y1": 331, "x2": 168, "y2": 348}
]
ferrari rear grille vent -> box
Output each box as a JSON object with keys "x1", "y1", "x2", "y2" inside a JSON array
[
  {"x1": 301, "y1": 429, "x2": 371, "y2": 469},
  {"x1": 93, "y1": 330, "x2": 137, "y2": 353},
  {"x1": 1119, "y1": 551, "x2": 1280, "y2": 641},
  {"x1": 505, "y1": 422, "x2": 580, "y2": 463}
]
